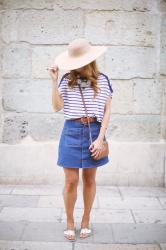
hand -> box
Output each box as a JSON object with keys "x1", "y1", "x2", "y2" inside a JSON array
[
  {"x1": 48, "y1": 64, "x2": 59, "y2": 82},
  {"x1": 89, "y1": 137, "x2": 104, "y2": 159}
]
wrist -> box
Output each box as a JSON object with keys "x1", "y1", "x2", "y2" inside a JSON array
[
  {"x1": 97, "y1": 135, "x2": 105, "y2": 141},
  {"x1": 51, "y1": 80, "x2": 58, "y2": 88}
]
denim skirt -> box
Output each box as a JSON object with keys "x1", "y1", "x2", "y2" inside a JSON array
[{"x1": 57, "y1": 119, "x2": 109, "y2": 168}]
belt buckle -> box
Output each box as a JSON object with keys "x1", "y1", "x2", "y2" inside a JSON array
[{"x1": 81, "y1": 117, "x2": 88, "y2": 125}]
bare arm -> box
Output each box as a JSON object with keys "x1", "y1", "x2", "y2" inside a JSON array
[
  {"x1": 98, "y1": 96, "x2": 112, "y2": 141},
  {"x1": 49, "y1": 64, "x2": 64, "y2": 112}
]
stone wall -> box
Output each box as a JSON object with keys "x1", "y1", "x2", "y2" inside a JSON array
[{"x1": 0, "y1": 0, "x2": 165, "y2": 186}]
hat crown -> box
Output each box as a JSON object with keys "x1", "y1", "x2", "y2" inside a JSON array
[{"x1": 68, "y1": 38, "x2": 91, "y2": 58}]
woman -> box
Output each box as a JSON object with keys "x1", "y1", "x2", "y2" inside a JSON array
[{"x1": 49, "y1": 38, "x2": 113, "y2": 241}]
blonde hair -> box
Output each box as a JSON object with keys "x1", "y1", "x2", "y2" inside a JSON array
[{"x1": 66, "y1": 60, "x2": 101, "y2": 99}]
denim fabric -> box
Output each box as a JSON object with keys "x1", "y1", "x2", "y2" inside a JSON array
[{"x1": 57, "y1": 119, "x2": 109, "y2": 168}]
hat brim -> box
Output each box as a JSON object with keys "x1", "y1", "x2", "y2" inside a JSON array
[{"x1": 54, "y1": 46, "x2": 107, "y2": 70}]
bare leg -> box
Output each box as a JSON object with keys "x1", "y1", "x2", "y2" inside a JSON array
[
  {"x1": 80, "y1": 167, "x2": 97, "y2": 237},
  {"x1": 63, "y1": 168, "x2": 79, "y2": 240}
]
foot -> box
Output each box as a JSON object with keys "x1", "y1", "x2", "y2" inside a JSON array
[
  {"x1": 79, "y1": 227, "x2": 92, "y2": 239},
  {"x1": 80, "y1": 215, "x2": 91, "y2": 238},
  {"x1": 64, "y1": 227, "x2": 76, "y2": 241}
]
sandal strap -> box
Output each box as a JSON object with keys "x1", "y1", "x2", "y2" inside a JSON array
[
  {"x1": 80, "y1": 227, "x2": 91, "y2": 234},
  {"x1": 64, "y1": 229, "x2": 75, "y2": 236}
]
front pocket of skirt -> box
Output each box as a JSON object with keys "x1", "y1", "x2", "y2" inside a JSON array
[
  {"x1": 89, "y1": 127, "x2": 100, "y2": 144},
  {"x1": 64, "y1": 128, "x2": 82, "y2": 147}
]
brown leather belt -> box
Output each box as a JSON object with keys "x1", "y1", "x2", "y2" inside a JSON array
[{"x1": 69, "y1": 117, "x2": 97, "y2": 123}]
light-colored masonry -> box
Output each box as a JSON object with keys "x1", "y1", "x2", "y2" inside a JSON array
[{"x1": 0, "y1": 0, "x2": 165, "y2": 186}]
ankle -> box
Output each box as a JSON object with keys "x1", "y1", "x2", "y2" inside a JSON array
[
  {"x1": 81, "y1": 214, "x2": 90, "y2": 228},
  {"x1": 67, "y1": 220, "x2": 74, "y2": 229}
]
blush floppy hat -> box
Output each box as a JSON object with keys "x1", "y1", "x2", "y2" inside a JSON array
[{"x1": 54, "y1": 38, "x2": 107, "y2": 70}]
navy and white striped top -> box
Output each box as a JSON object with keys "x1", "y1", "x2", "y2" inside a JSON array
[{"x1": 58, "y1": 72, "x2": 113, "y2": 122}]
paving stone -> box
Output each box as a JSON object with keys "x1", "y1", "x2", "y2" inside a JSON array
[
  {"x1": 62, "y1": 208, "x2": 134, "y2": 223},
  {"x1": 0, "y1": 240, "x2": 72, "y2": 250},
  {"x1": 160, "y1": 244, "x2": 166, "y2": 250},
  {"x1": 90, "y1": 223, "x2": 114, "y2": 243},
  {"x1": 158, "y1": 198, "x2": 166, "y2": 209},
  {"x1": 0, "y1": 207, "x2": 62, "y2": 222},
  {"x1": 75, "y1": 243, "x2": 160, "y2": 250},
  {"x1": 98, "y1": 197, "x2": 162, "y2": 210},
  {"x1": 38, "y1": 194, "x2": 98, "y2": 208},
  {"x1": 21, "y1": 222, "x2": 66, "y2": 242},
  {"x1": 0, "y1": 195, "x2": 39, "y2": 207},
  {"x1": 119, "y1": 186, "x2": 166, "y2": 198},
  {"x1": 132, "y1": 209, "x2": 166, "y2": 223},
  {"x1": 12, "y1": 184, "x2": 81, "y2": 195},
  {"x1": 0, "y1": 221, "x2": 26, "y2": 240},
  {"x1": 0, "y1": 185, "x2": 15, "y2": 195},
  {"x1": 112, "y1": 223, "x2": 166, "y2": 243},
  {"x1": 96, "y1": 186, "x2": 121, "y2": 197}
]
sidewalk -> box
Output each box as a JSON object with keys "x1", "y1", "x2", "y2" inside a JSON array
[{"x1": 0, "y1": 184, "x2": 166, "y2": 250}]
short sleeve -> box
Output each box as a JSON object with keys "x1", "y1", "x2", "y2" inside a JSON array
[
  {"x1": 58, "y1": 73, "x2": 68, "y2": 98},
  {"x1": 105, "y1": 75, "x2": 114, "y2": 99}
]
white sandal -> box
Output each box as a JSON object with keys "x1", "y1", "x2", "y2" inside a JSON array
[
  {"x1": 79, "y1": 227, "x2": 92, "y2": 239},
  {"x1": 64, "y1": 228, "x2": 76, "y2": 241}
]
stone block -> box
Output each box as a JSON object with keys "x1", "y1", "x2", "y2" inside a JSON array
[
  {"x1": 1, "y1": 0, "x2": 55, "y2": 9},
  {"x1": 85, "y1": 12, "x2": 158, "y2": 46},
  {"x1": 110, "y1": 142, "x2": 165, "y2": 173},
  {"x1": 56, "y1": 0, "x2": 155, "y2": 11},
  {"x1": 1, "y1": 10, "x2": 19, "y2": 43},
  {"x1": 105, "y1": 46, "x2": 156, "y2": 79},
  {"x1": 133, "y1": 79, "x2": 162, "y2": 114},
  {"x1": 107, "y1": 114, "x2": 161, "y2": 141},
  {"x1": 160, "y1": 14, "x2": 166, "y2": 75},
  {"x1": 0, "y1": 141, "x2": 165, "y2": 186},
  {"x1": 111, "y1": 80, "x2": 134, "y2": 114},
  {"x1": 32, "y1": 45, "x2": 67, "y2": 78},
  {"x1": 2, "y1": 43, "x2": 31, "y2": 78},
  {"x1": 17, "y1": 10, "x2": 84, "y2": 44},
  {"x1": 2, "y1": 113, "x2": 65, "y2": 143},
  {"x1": 2, "y1": 79, "x2": 54, "y2": 113}
]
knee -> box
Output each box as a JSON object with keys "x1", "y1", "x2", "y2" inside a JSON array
[
  {"x1": 82, "y1": 176, "x2": 95, "y2": 186},
  {"x1": 65, "y1": 177, "x2": 79, "y2": 191}
]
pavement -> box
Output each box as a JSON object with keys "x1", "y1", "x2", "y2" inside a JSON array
[{"x1": 0, "y1": 184, "x2": 166, "y2": 250}]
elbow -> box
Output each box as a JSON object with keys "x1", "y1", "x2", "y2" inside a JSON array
[{"x1": 53, "y1": 105, "x2": 63, "y2": 112}]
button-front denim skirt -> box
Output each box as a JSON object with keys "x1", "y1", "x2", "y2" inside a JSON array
[{"x1": 57, "y1": 119, "x2": 109, "y2": 168}]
